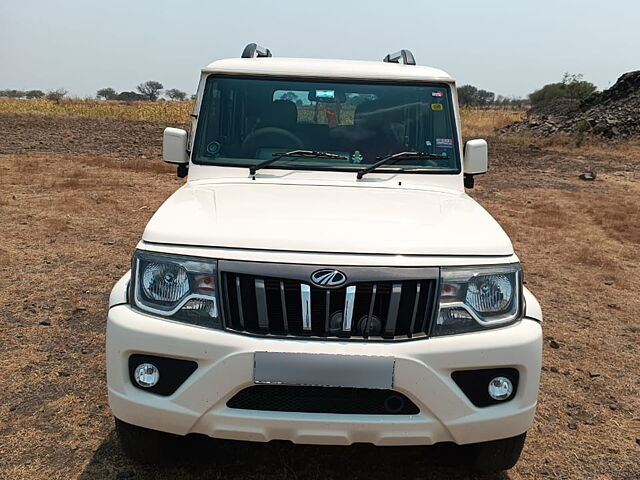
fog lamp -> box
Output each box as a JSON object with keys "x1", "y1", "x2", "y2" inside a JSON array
[
  {"x1": 134, "y1": 363, "x2": 160, "y2": 388},
  {"x1": 488, "y1": 376, "x2": 513, "y2": 401}
]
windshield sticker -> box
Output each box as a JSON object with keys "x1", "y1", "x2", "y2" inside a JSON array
[
  {"x1": 431, "y1": 103, "x2": 443, "y2": 111},
  {"x1": 425, "y1": 140, "x2": 432, "y2": 147},
  {"x1": 436, "y1": 138, "x2": 453, "y2": 148},
  {"x1": 206, "y1": 141, "x2": 221, "y2": 155},
  {"x1": 432, "y1": 91, "x2": 444, "y2": 97}
]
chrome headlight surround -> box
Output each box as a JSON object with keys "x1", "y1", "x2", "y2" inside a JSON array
[
  {"x1": 131, "y1": 250, "x2": 221, "y2": 328},
  {"x1": 432, "y1": 263, "x2": 522, "y2": 336}
]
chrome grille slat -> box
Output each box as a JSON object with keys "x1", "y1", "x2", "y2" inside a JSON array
[
  {"x1": 364, "y1": 283, "x2": 378, "y2": 338},
  {"x1": 255, "y1": 278, "x2": 268, "y2": 330},
  {"x1": 342, "y1": 285, "x2": 356, "y2": 333},
  {"x1": 408, "y1": 282, "x2": 421, "y2": 337},
  {"x1": 384, "y1": 283, "x2": 402, "y2": 336},
  {"x1": 235, "y1": 276, "x2": 244, "y2": 328},
  {"x1": 324, "y1": 290, "x2": 331, "y2": 332},
  {"x1": 300, "y1": 284, "x2": 312, "y2": 331},
  {"x1": 279, "y1": 281, "x2": 289, "y2": 333}
]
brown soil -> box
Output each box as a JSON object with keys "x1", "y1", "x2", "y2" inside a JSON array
[{"x1": 0, "y1": 112, "x2": 638, "y2": 480}]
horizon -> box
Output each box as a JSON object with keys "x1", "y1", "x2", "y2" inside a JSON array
[{"x1": 1, "y1": 0, "x2": 639, "y2": 99}]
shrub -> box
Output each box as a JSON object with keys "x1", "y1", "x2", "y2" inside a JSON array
[{"x1": 45, "y1": 88, "x2": 68, "y2": 103}]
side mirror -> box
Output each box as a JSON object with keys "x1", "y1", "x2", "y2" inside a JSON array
[
  {"x1": 163, "y1": 127, "x2": 189, "y2": 177},
  {"x1": 463, "y1": 139, "x2": 488, "y2": 188}
]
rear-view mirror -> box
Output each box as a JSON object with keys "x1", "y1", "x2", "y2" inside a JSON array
[
  {"x1": 463, "y1": 139, "x2": 488, "y2": 188},
  {"x1": 163, "y1": 127, "x2": 189, "y2": 164},
  {"x1": 463, "y1": 139, "x2": 488, "y2": 174}
]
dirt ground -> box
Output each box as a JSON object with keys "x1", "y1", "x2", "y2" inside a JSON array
[{"x1": 0, "y1": 112, "x2": 638, "y2": 480}]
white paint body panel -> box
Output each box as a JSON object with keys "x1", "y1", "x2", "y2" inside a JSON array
[
  {"x1": 142, "y1": 180, "x2": 513, "y2": 256},
  {"x1": 203, "y1": 57, "x2": 454, "y2": 83}
]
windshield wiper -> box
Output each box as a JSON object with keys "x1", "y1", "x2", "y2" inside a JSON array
[
  {"x1": 356, "y1": 151, "x2": 449, "y2": 179},
  {"x1": 249, "y1": 150, "x2": 348, "y2": 175}
]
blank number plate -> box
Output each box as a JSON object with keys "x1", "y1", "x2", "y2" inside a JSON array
[{"x1": 254, "y1": 352, "x2": 395, "y2": 389}]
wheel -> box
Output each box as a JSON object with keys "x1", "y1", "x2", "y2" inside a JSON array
[
  {"x1": 115, "y1": 417, "x2": 184, "y2": 463},
  {"x1": 467, "y1": 432, "x2": 527, "y2": 473}
]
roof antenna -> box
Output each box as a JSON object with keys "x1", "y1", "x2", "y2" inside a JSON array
[{"x1": 241, "y1": 43, "x2": 272, "y2": 58}]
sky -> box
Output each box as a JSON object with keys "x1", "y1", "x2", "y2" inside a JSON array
[{"x1": 1, "y1": 0, "x2": 639, "y2": 99}]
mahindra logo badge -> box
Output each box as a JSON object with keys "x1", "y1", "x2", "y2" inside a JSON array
[{"x1": 310, "y1": 269, "x2": 347, "y2": 288}]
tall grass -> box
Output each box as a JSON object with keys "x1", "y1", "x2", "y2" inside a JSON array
[
  {"x1": 0, "y1": 98, "x2": 193, "y2": 123},
  {"x1": 460, "y1": 107, "x2": 525, "y2": 138},
  {"x1": 0, "y1": 98, "x2": 526, "y2": 137}
]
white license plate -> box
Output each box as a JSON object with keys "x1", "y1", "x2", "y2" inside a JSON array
[{"x1": 253, "y1": 352, "x2": 395, "y2": 389}]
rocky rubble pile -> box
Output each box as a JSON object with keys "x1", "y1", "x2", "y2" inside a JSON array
[{"x1": 504, "y1": 71, "x2": 640, "y2": 139}]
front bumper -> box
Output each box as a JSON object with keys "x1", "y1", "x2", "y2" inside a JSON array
[{"x1": 107, "y1": 305, "x2": 542, "y2": 446}]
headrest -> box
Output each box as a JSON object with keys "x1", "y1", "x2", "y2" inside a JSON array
[
  {"x1": 261, "y1": 100, "x2": 298, "y2": 127},
  {"x1": 354, "y1": 100, "x2": 385, "y2": 127}
]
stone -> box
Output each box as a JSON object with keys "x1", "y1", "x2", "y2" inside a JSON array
[{"x1": 579, "y1": 171, "x2": 597, "y2": 181}]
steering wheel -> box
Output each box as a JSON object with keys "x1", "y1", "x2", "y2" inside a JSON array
[{"x1": 242, "y1": 127, "x2": 304, "y2": 156}]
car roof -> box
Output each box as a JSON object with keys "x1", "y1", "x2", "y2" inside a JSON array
[{"x1": 202, "y1": 57, "x2": 454, "y2": 83}]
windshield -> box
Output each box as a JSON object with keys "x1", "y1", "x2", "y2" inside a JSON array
[{"x1": 193, "y1": 76, "x2": 460, "y2": 173}]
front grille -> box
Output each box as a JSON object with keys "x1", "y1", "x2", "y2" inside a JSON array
[
  {"x1": 227, "y1": 385, "x2": 420, "y2": 415},
  {"x1": 219, "y1": 263, "x2": 439, "y2": 341}
]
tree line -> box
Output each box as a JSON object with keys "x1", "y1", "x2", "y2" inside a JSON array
[
  {"x1": 0, "y1": 88, "x2": 67, "y2": 100},
  {"x1": 2, "y1": 73, "x2": 598, "y2": 107},
  {"x1": 457, "y1": 73, "x2": 597, "y2": 107},
  {"x1": 96, "y1": 81, "x2": 192, "y2": 101},
  {"x1": 0, "y1": 81, "x2": 192, "y2": 102}
]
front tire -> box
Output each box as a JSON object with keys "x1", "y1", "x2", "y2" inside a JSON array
[
  {"x1": 467, "y1": 432, "x2": 527, "y2": 473},
  {"x1": 115, "y1": 417, "x2": 184, "y2": 463}
]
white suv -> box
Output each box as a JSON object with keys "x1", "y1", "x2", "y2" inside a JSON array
[{"x1": 106, "y1": 44, "x2": 542, "y2": 473}]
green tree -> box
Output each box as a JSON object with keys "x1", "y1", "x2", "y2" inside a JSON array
[
  {"x1": 529, "y1": 73, "x2": 596, "y2": 106},
  {"x1": 136, "y1": 80, "x2": 163, "y2": 101},
  {"x1": 96, "y1": 87, "x2": 118, "y2": 100},
  {"x1": 116, "y1": 91, "x2": 145, "y2": 101},
  {"x1": 278, "y1": 91, "x2": 298, "y2": 103},
  {"x1": 560, "y1": 73, "x2": 597, "y2": 102},
  {"x1": 477, "y1": 89, "x2": 495, "y2": 105},
  {"x1": 165, "y1": 88, "x2": 187, "y2": 101},
  {"x1": 457, "y1": 85, "x2": 496, "y2": 106},
  {"x1": 457, "y1": 85, "x2": 478, "y2": 105},
  {"x1": 0, "y1": 89, "x2": 25, "y2": 98},
  {"x1": 25, "y1": 90, "x2": 45, "y2": 99},
  {"x1": 45, "y1": 88, "x2": 68, "y2": 103}
]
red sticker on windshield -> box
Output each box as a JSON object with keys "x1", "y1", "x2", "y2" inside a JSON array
[{"x1": 432, "y1": 91, "x2": 444, "y2": 97}]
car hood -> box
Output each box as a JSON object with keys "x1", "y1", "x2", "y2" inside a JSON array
[{"x1": 142, "y1": 182, "x2": 513, "y2": 256}]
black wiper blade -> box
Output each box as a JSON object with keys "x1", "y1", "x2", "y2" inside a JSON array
[
  {"x1": 356, "y1": 151, "x2": 449, "y2": 179},
  {"x1": 249, "y1": 150, "x2": 347, "y2": 175}
]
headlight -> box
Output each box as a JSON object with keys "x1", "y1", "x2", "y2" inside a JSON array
[
  {"x1": 131, "y1": 250, "x2": 221, "y2": 328},
  {"x1": 432, "y1": 263, "x2": 522, "y2": 336}
]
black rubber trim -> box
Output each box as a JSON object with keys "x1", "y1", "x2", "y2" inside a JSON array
[
  {"x1": 128, "y1": 354, "x2": 198, "y2": 396},
  {"x1": 451, "y1": 368, "x2": 519, "y2": 407}
]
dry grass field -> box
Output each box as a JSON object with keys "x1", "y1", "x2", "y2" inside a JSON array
[{"x1": 0, "y1": 102, "x2": 638, "y2": 480}]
